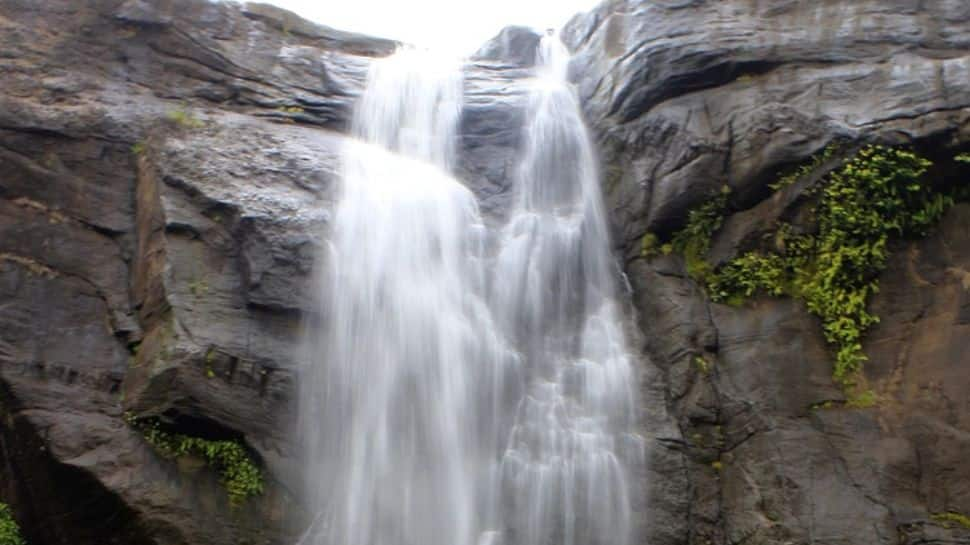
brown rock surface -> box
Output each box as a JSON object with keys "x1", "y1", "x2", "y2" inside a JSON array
[
  {"x1": 0, "y1": 0, "x2": 534, "y2": 542},
  {"x1": 0, "y1": 1, "x2": 383, "y2": 543}
]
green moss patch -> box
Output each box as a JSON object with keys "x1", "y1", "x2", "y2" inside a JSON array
[
  {"x1": 0, "y1": 503, "x2": 25, "y2": 545},
  {"x1": 669, "y1": 184, "x2": 731, "y2": 281},
  {"x1": 932, "y1": 512, "x2": 970, "y2": 530},
  {"x1": 125, "y1": 414, "x2": 263, "y2": 506},
  {"x1": 166, "y1": 108, "x2": 205, "y2": 129},
  {"x1": 652, "y1": 145, "x2": 959, "y2": 387}
]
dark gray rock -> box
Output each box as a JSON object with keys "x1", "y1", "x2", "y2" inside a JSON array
[
  {"x1": 459, "y1": 62, "x2": 534, "y2": 220},
  {"x1": 0, "y1": 0, "x2": 372, "y2": 542},
  {"x1": 472, "y1": 25, "x2": 544, "y2": 68},
  {"x1": 564, "y1": 2, "x2": 970, "y2": 545},
  {"x1": 566, "y1": 0, "x2": 970, "y2": 252},
  {"x1": 240, "y1": 2, "x2": 398, "y2": 55},
  {"x1": 459, "y1": 30, "x2": 541, "y2": 221},
  {"x1": 116, "y1": 0, "x2": 174, "y2": 26}
]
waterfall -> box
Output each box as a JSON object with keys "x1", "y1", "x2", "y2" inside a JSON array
[
  {"x1": 300, "y1": 35, "x2": 642, "y2": 545},
  {"x1": 299, "y1": 47, "x2": 511, "y2": 545},
  {"x1": 490, "y1": 35, "x2": 641, "y2": 545}
]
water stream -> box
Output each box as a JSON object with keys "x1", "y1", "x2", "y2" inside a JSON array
[{"x1": 300, "y1": 35, "x2": 642, "y2": 545}]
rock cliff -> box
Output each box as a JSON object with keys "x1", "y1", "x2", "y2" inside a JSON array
[
  {"x1": 564, "y1": 1, "x2": 970, "y2": 544},
  {"x1": 0, "y1": 0, "x2": 967, "y2": 544}
]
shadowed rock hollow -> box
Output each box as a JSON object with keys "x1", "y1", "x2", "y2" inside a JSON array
[{"x1": 0, "y1": 0, "x2": 967, "y2": 544}]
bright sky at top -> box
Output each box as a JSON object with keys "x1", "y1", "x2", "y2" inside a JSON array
[{"x1": 262, "y1": 0, "x2": 598, "y2": 54}]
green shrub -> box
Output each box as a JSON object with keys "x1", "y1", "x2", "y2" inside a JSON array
[
  {"x1": 0, "y1": 503, "x2": 25, "y2": 545},
  {"x1": 670, "y1": 185, "x2": 731, "y2": 281},
  {"x1": 666, "y1": 145, "x2": 952, "y2": 387},
  {"x1": 166, "y1": 108, "x2": 205, "y2": 129},
  {"x1": 125, "y1": 415, "x2": 263, "y2": 505},
  {"x1": 694, "y1": 355, "x2": 712, "y2": 374},
  {"x1": 188, "y1": 279, "x2": 209, "y2": 298},
  {"x1": 932, "y1": 512, "x2": 970, "y2": 529},
  {"x1": 844, "y1": 389, "x2": 878, "y2": 408},
  {"x1": 640, "y1": 232, "x2": 660, "y2": 258},
  {"x1": 708, "y1": 252, "x2": 790, "y2": 302}
]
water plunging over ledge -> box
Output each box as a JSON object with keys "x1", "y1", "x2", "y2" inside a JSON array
[{"x1": 299, "y1": 35, "x2": 643, "y2": 545}]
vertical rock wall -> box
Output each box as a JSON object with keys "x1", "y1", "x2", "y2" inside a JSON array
[{"x1": 565, "y1": 1, "x2": 970, "y2": 544}]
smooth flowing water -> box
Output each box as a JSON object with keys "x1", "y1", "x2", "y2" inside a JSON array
[
  {"x1": 300, "y1": 36, "x2": 642, "y2": 545},
  {"x1": 490, "y1": 36, "x2": 641, "y2": 545}
]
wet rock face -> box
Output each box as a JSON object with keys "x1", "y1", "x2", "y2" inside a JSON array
[
  {"x1": 0, "y1": 0, "x2": 365, "y2": 536},
  {"x1": 472, "y1": 26, "x2": 544, "y2": 68},
  {"x1": 0, "y1": 1, "x2": 968, "y2": 545},
  {"x1": 566, "y1": 0, "x2": 970, "y2": 254},
  {"x1": 563, "y1": 1, "x2": 970, "y2": 544}
]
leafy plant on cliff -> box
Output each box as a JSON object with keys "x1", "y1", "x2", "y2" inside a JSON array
[
  {"x1": 669, "y1": 184, "x2": 731, "y2": 281},
  {"x1": 0, "y1": 503, "x2": 25, "y2": 545},
  {"x1": 640, "y1": 232, "x2": 660, "y2": 258},
  {"x1": 661, "y1": 145, "x2": 951, "y2": 387},
  {"x1": 166, "y1": 108, "x2": 205, "y2": 129},
  {"x1": 714, "y1": 146, "x2": 941, "y2": 383},
  {"x1": 707, "y1": 251, "x2": 791, "y2": 305},
  {"x1": 125, "y1": 414, "x2": 263, "y2": 505},
  {"x1": 188, "y1": 278, "x2": 209, "y2": 298},
  {"x1": 932, "y1": 512, "x2": 970, "y2": 530}
]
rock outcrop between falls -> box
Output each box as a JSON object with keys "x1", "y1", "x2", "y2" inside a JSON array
[{"x1": 0, "y1": 1, "x2": 968, "y2": 544}]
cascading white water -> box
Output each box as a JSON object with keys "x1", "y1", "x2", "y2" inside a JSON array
[
  {"x1": 490, "y1": 35, "x2": 642, "y2": 545},
  {"x1": 300, "y1": 35, "x2": 641, "y2": 545},
  {"x1": 300, "y1": 47, "x2": 517, "y2": 545}
]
